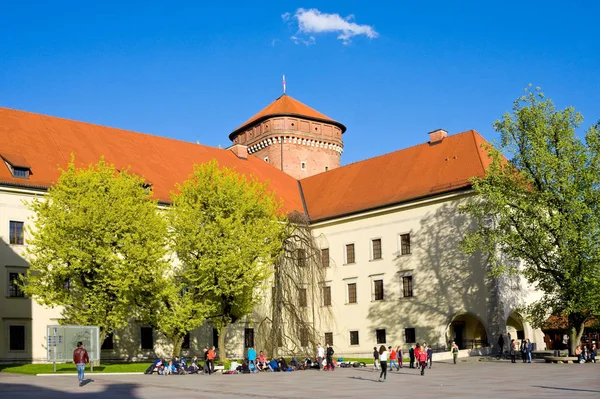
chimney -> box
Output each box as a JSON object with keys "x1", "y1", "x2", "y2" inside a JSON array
[
  {"x1": 428, "y1": 129, "x2": 448, "y2": 144},
  {"x1": 227, "y1": 144, "x2": 248, "y2": 160}
]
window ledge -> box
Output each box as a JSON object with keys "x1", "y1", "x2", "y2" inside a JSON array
[
  {"x1": 371, "y1": 299, "x2": 385, "y2": 303},
  {"x1": 343, "y1": 263, "x2": 356, "y2": 266},
  {"x1": 6, "y1": 296, "x2": 27, "y2": 299},
  {"x1": 400, "y1": 296, "x2": 416, "y2": 299},
  {"x1": 369, "y1": 258, "x2": 383, "y2": 262},
  {"x1": 345, "y1": 302, "x2": 358, "y2": 306}
]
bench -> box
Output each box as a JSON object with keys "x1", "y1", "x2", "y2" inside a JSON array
[{"x1": 544, "y1": 356, "x2": 579, "y2": 364}]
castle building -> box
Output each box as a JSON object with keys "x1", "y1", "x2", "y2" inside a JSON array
[
  {"x1": 0, "y1": 95, "x2": 544, "y2": 362},
  {"x1": 229, "y1": 94, "x2": 345, "y2": 179}
]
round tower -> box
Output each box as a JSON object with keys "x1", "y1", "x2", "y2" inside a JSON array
[{"x1": 228, "y1": 94, "x2": 346, "y2": 179}]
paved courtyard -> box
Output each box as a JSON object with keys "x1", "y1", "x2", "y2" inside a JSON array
[{"x1": 1, "y1": 359, "x2": 599, "y2": 398}]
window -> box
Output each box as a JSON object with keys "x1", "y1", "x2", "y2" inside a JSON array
[
  {"x1": 244, "y1": 328, "x2": 254, "y2": 348},
  {"x1": 101, "y1": 332, "x2": 114, "y2": 350},
  {"x1": 13, "y1": 168, "x2": 30, "y2": 178},
  {"x1": 405, "y1": 328, "x2": 416, "y2": 343},
  {"x1": 321, "y1": 248, "x2": 330, "y2": 268},
  {"x1": 324, "y1": 332, "x2": 333, "y2": 346},
  {"x1": 264, "y1": 156, "x2": 269, "y2": 163},
  {"x1": 325, "y1": 166, "x2": 329, "y2": 171},
  {"x1": 212, "y1": 328, "x2": 219, "y2": 348},
  {"x1": 299, "y1": 288, "x2": 307, "y2": 307},
  {"x1": 8, "y1": 272, "x2": 25, "y2": 297},
  {"x1": 297, "y1": 248, "x2": 306, "y2": 267},
  {"x1": 400, "y1": 234, "x2": 411, "y2": 255},
  {"x1": 376, "y1": 329, "x2": 386, "y2": 344},
  {"x1": 9, "y1": 221, "x2": 24, "y2": 245},
  {"x1": 182, "y1": 332, "x2": 190, "y2": 349},
  {"x1": 301, "y1": 161, "x2": 306, "y2": 170},
  {"x1": 373, "y1": 279, "x2": 384, "y2": 301},
  {"x1": 347, "y1": 283, "x2": 357, "y2": 304},
  {"x1": 9, "y1": 325, "x2": 25, "y2": 351},
  {"x1": 300, "y1": 327, "x2": 309, "y2": 347},
  {"x1": 345, "y1": 243, "x2": 355, "y2": 264},
  {"x1": 371, "y1": 238, "x2": 382, "y2": 260},
  {"x1": 140, "y1": 327, "x2": 153, "y2": 350},
  {"x1": 402, "y1": 276, "x2": 413, "y2": 298},
  {"x1": 350, "y1": 330, "x2": 360, "y2": 345},
  {"x1": 322, "y1": 285, "x2": 331, "y2": 306}
]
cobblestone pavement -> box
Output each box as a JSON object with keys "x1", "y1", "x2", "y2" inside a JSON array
[{"x1": 1, "y1": 359, "x2": 599, "y2": 398}]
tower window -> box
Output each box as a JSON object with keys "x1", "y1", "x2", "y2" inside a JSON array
[
  {"x1": 325, "y1": 166, "x2": 329, "y2": 171},
  {"x1": 301, "y1": 162, "x2": 306, "y2": 170},
  {"x1": 264, "y1": 156, "x2": 269, "y2": 163}
]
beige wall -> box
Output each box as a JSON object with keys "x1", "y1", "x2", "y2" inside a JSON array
[
  {"x1": 308, "y1": 191, "x2": 544, "y2": 357},
  {"x1": 0, "y1": 185, "x2": 544, "y2": 363}
]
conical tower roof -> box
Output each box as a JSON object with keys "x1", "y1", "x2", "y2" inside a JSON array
[{"x1": 229, "y1": 94, "x2": 346, "y2": 140}]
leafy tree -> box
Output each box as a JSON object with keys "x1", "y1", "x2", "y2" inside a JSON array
[
  {"x1": 461, "y1": 87, "x2": 600, "y2": 355},
  {"x1": 22, "y1": 158, "x2": 169, "y2": 344},
  {"x1": 168, "y1": 159, "x2": 286, "y2": 361}
]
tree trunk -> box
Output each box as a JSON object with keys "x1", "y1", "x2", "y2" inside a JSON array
[
  {"x1": 172, "y1": 334, "x2": 184, "y2": 359},
  {"x1": 568, "y1": 320, "x2": 585, "y2": 357},
  {"x1": 218, "y1": 324, "x2": 229, "y2": 362}
]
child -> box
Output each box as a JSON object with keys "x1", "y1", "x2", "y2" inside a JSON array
[
  {"x1": 418, "y1": 344, "x2": 428, "y2": 375},
  {"x1": 396, "y1": 346, "x2": 403, "y2": 369},
  {"x1": 388, "y1": 346, "x2": 398, "y2": 371},
  {"x1": 373, "y1": 346, "x2": 380, "y2": 370}
]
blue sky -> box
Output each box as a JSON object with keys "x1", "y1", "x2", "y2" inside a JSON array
[{"x1": 1, "y1": 1, "x2": 598, "y2": 165}]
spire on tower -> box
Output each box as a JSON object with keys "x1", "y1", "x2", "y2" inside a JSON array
[{"x1": 282, "y1": 74, "x2": 286, "y2": 94}]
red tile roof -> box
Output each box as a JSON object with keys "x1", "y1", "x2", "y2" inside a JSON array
[
  {"x1": 0, "y1": 107, "x2": 304, "y2": 214},
  {"x1": 229, "y1": 94, "x2": 346, "y2": 140},
  {"x1": 299, "y1": 130, "x2": 491, "y2": 222}
]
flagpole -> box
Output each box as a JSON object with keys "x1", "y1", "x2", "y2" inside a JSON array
[{"x1": 282, "y1": 74, "x2": 286, "y2": 94}]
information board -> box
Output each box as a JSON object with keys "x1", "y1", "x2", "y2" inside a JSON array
[{"x1": 46, "y1": 325, "x2": 100, "y2": 363}]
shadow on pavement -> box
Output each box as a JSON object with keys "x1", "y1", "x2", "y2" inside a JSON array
[
  {"x1": 533, "y1": 385, "x2": 600, "y2": 393},
  {"x1": 0, "y1": 382, "x2": 141, "y2": 398}
]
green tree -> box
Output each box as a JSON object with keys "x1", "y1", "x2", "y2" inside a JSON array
[
  {"x1": 461, "y1": 87, "x2": 600, "y2": 355},
  {"x1": 22, "y1": 157, "x2": 169, "y2": 344},
  {"x1": 168, "y1": 160, "x2": 286, "y2": 361}
]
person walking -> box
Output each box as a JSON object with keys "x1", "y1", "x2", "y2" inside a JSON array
[
  {"x1": 202, "y1": 346, "x2": 210, "y2": 374},
  {"x1": 526, "y1": 339, "x2": 533, "y2": 363},
  {"x1": 396, "y1": 346, "x2": 403, "y2": 369},
  {"x1": 427, "y1": 344, "x2": 433, "y2": 369},
  {"x1": 73, "y1": 341, "x2": 89, "y2": 387},
  {"x1": 418, "y1": 343, "x2": 428, "y2": 375},
  {"x1": 409, "y1": 345, "x2": 415, "y2": 368},
  {"x1": 317, "y1": 343, "x2": 325, "y2": 371},
  {"x1": 378, "y1": 345, "x2": 388, "y2": 382},
  {"x1": 451, "y1": 341, "x2": 459, "y2": 364},
  {"x1": 388, "y1": 346, "x2": 397, "y2": 371},
  {"x1": 373, "y1": 346, "x2": 380, "y2": 370},
  {"x1": 208, "y1": 346, "x2": 216, "y2": 374},
  {"x1": 325, "y1": 343, "x2": 335, "y2": 371},
  {"x1": 510, "y1": 339, "x2": 517, "y2": 363},
  {"x1": 247, "y1": 346, "x2": 257, "y2": 372},
  {"x1": 520, "y1": 340, "x2": 527, "y2": 363}
]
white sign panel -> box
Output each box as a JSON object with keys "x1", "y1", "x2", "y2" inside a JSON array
[{"x1": 46, "y1": 325, "x2": 100, "y2": 363}]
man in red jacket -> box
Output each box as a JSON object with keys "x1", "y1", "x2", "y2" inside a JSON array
[{"x1": 73, "y1": 341, "x2": 89, "y2": 386}]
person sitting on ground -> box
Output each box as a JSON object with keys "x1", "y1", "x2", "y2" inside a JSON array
[
  {"x1": 189, "y1": 356, "x2": 200, "y2": 373},
  {"x1": 590, "y1": 344, "x2": 597, "y2": 363},
  {"x1": 290, "y1": 356, "x2": 300, "y2": 370},
  {"x1": 257, "y1": 351, "x2": 267, "y2": 371},
  {"x1": 241, "y1": 359, "x2": 251, "y2": 374},
  {"x1": 582, "y1": 346, "x2": 590, "y2": 362},
  {"x1": 268, "y1": 358, "x2": 280, "y2": 372},
  {"x1": 277, "y1": 357, "x2": 288, "y2": 371},
  {"x1": 575, "y1": 345, "x2": 583, "y2": 363}
]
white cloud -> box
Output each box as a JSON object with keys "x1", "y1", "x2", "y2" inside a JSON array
[
  {"x1": 286, "y1": 8, "x2": 378, "y2": 45},
  {"x1": 290, "y1": 35, "x2": 316, "y2": 46}
]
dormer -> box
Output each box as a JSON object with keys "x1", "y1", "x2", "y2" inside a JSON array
[{"x1": 1, "y1": 153, "x2": 32, "y2": 179}]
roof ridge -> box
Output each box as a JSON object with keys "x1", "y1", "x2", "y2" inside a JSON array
[
  {"x1": 301, "y1": 130, "x2": 479, "y2": 182},
  {"x1": 0, "y1": 106, "x2": 214, "y2": 151}
]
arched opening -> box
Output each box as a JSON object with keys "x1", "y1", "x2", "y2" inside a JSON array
[
  {"x1": 447, "y1": 313, "x2": 489, "y2": 349},
  {"x1": 506, "y1": 311, "x2": 525, "y2": 343}
]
